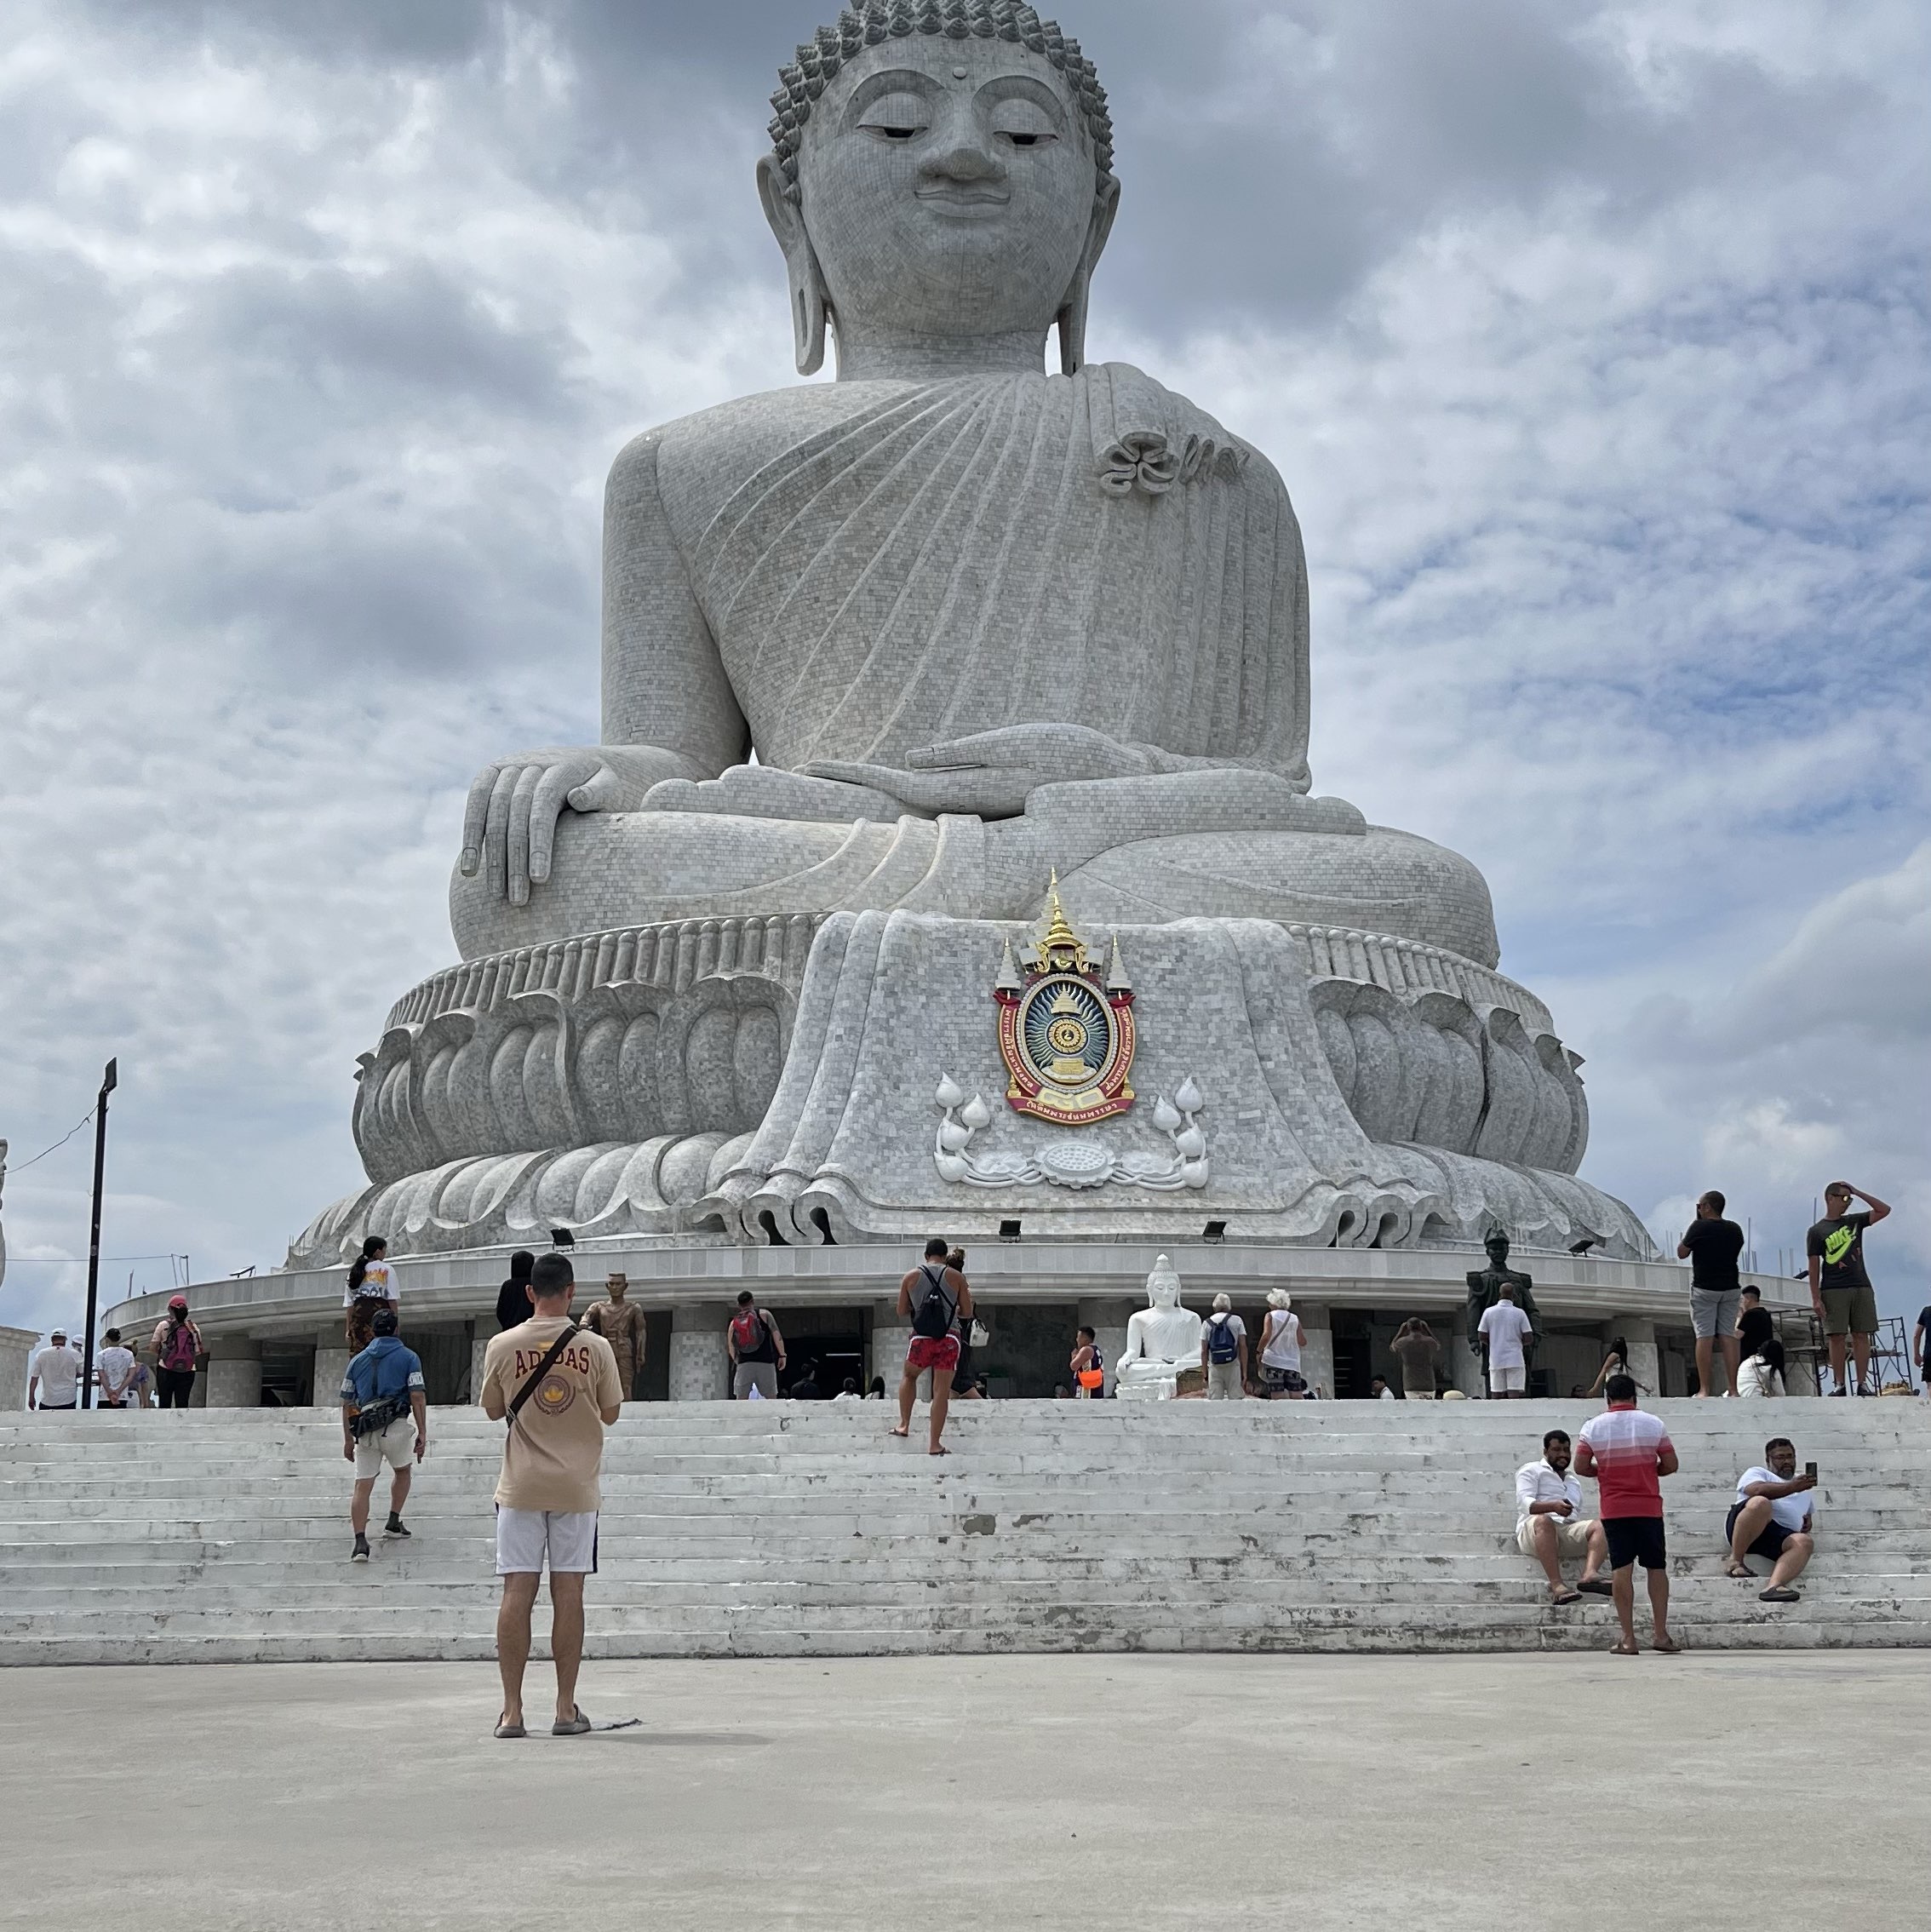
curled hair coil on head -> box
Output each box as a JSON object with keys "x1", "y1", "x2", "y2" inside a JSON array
[{"x1": 768, "y1": 3, "x2": 1117, "y2": 206}]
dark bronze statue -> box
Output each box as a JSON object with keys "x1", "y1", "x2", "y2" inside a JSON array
[{"x1": 1464, "y1": 1229, "x2": 1540, "y2": 1361}]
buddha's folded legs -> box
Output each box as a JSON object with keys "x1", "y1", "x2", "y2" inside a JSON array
[
  {"x1": 450, "y1": 782, "x2": 1499, "y2": 970},
  {"x1": 1052, "y1": 826, "x2": 1499, "y2": 968}
]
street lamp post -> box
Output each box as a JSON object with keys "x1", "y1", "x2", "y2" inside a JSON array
[{"x1": 79, "y1": 1058, "x2": 118, "y2": 1412}]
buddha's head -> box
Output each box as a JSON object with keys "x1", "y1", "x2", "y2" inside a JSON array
[
  {"x1": 1146, "y1": 1254, "x2": 1182, "y2": 1310},
  {"x1": 761, "y1": 3, "x2": 1120, "y2": 378}
]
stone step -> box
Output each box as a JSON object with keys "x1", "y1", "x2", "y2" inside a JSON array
[
  {"x1": 1, "y1": 1515, "x2": 1907, "y2": 1553},
  {"x1": 4, "y1": 1407, "x2": 1924, "y2": 1663},
  {"x1": 13, "y1": 1552, "x2": 1931, "y2": 1593},
  {"x1": 3, "y1": 1409, "x2": 1921, "y2": 1444},
  {"x1": 9, "y1": 1599, "x2": 1928, "y2": 1652},
  {"x1": 0, "y1": 1453, "x2": 1899, "y2": 1476},
  {"x1": 8, "y1": 1567, "x2": 1931, "y2": 1612}
]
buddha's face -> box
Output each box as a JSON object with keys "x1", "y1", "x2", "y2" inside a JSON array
[
  {"x1": 1148, "y1": 1261, "x2": 1181, "y2": 1310},
  {"x1": 795, "y1": 37, "x2": 1110, "y2": 344}
]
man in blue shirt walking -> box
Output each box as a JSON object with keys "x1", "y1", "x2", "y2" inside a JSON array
[{"x1": 339, "y1": 1307, "x2": 427, "y2": 1562}]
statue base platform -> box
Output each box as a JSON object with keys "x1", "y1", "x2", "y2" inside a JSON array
[
  {"x1": 1113, "y1": 1375, "x2": 1180, "y2": 1402},
  {"x1": 292, "y1": 910, "x2": 1654, "y2": 1265}
]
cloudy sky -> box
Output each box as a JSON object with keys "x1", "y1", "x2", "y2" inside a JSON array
[{"x1": 3, "y1": 0, "x2": 1926, "y2": 1348}]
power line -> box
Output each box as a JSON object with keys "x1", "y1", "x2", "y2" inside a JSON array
[
  {"x1": 3, "y1": 1253, "x2": 189, "y2": 1266},
  {"x1": 6, "y1": 1109, "x2": 99, "y2": 1174}
]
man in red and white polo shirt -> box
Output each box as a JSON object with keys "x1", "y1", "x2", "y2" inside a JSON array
[{"x1": 1574, "y1": 1373, "x2": 1681, "y2": 1656}]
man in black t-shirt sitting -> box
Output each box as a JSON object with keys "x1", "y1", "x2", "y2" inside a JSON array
[
  {"x1": 1678, "y1": 1190, "x2": 1746, "y2": 1399},
  {"x1": 1736, "y1": 1286, "x2": 1785, "y2": 1397},
  {"x1": 1807, "y1": 1181, "x2": 1892, "y2": 1396}
]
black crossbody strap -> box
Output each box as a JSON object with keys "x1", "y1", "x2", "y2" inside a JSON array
[{"x1": 507, "y1": 1323, "x2": 579, "y2": 1430}]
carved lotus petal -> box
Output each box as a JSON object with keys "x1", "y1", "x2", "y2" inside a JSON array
[
  {"x1": 1175, "y1": 1076, "x2": 1204, "y2": 1114},
  {"x1": 935, "y1": 1153, "x2": 969, "y2": 1184},
  {"x1": 1175, "y1": 1126, "x2": 1207, "y2": 1160},
  {"x1": 961, "y1": 1095, "x2": 993, "y2": 1130},
  {"x1": 936, "y1": 1075, "x2": 966, "y2": 1110},
  {"x1": 937, "y1": 1120, "x2": 971, "y2": 1153},
  {"x1": 1035, "y1": 1139, "x2": 1114, "y2": 1190},
  {"x1": 1181, "y1": 1159, "x2": 1211, "y2": 1190},
  {"x1": 1152, "y1": 1095, "x2": 1182, "y2": 1132}
]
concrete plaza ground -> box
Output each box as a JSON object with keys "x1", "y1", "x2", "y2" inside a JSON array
[{"x1": 3, "y1": 1652, "x2": 1922, "y2": 1927}]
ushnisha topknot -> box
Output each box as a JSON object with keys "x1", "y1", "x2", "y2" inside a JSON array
[{"x1": 769, "y1": 2, "x2": 1115, "y2": 203}]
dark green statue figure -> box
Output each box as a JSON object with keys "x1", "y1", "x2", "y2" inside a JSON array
[{"x1": 1464, "y1": 1228, "x2": 1540, "y2": 1358}]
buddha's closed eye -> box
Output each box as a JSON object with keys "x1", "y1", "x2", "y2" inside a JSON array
[
  {"x1": 861, "y1": 92, "x2": 928, "y2": 141},
  {"x1": 990, "y1": 97, "x2": 1058, "y2": 150}
]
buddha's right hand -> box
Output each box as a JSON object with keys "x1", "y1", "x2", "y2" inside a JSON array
[{"x1": 459, "y1": 745, "x2": 696, "y2": 904}]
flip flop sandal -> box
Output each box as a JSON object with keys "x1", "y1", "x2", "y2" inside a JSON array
[
  {"x1": 495, "y1": 1715, "x2": 527, "y2": 1740},
  {"x1": 552, "y1": 1707, "x2": 593, "y2": 1735},
  {"x1": 888, "y1": 1426, "x2": 910, "y2": 1438},
  {"x1": 1550, "y1": 1588, "x2": 1583, "y2": 1605},
  {"x1": 1652, "y1": 1637, "x2": 1682, "y2": 1654},
  {"x1": 1726, "y1": 1562, "x2": 1754, "y2": 1579},
  {"x1": 1609, "y1": 1639, "x2": 1640, "y2": 1656},
  {"x1": 1759, "y1": 1586, "x2": 1802, "y2": 1603},
  {"x1": 929, "y1": 1445, "x2": 951, "y2": 1456},
  {"x1": 1578, "y1": 1578, "x2": 1613, "y2": 1596}
]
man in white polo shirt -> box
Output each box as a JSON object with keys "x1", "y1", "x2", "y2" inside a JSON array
[
  {"x1": 480, "y1": 1251, "x2": 622, "y2": 1740},
  {"x1": 1478, "y1": 1283, "x2": 1533, "y2": 1398},
  {"x1": 1725, "y1": 1436, "x2": 1817, "y2": 1604},
  {"x1": 1516, "y1": 1428, "x2": 1612, "y2": 1604}
]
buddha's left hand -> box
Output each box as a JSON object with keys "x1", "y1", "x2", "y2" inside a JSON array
[{"x1": 809, "y1": 724, "x2": 1160, "y2": 818}]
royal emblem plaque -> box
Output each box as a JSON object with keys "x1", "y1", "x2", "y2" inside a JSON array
[{"x1": 994, "y1": 881, "x2": 1136, "y2": 1126}]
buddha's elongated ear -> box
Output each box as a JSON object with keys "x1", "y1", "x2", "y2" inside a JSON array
[
  {"x1": 758, "y1": 153, "x2": 831, "y2": 376},
  {"x1": 1057, "y1": 175, "x2": 1121, "y2": 377}
]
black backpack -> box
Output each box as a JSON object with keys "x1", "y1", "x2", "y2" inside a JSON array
[
  {"x1": 911, "y1": 1264, "x2": 957, "y2": 1340},
  {"x1": 1206, "y1": 1314, "x2": 1241, "y2": 1365}
]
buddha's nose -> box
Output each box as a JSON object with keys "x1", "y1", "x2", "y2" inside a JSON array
[{"x1": 923, "y1": 139, "x2": 1006, "y2": 186}]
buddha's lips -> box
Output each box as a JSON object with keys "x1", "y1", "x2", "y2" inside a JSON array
[{"x1": 915, "y1": 186, "x2": 1010, "y2": 209}]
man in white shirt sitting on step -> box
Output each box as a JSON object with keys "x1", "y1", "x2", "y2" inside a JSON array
[
  {"x1": 1726, "y1": 1437, "x2": 1817, "y2": 1604},
  {"x1": 1516, "y1": 1429, "x2": 1612, "y2": 1604}
]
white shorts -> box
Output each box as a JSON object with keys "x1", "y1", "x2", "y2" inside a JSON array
[
  {"x1": 352, "y1": 1414, "x2": 416, "y2": 1479},
  {"x1": 1490, "y1": 1363, "x2": 1527, "y2": 1393},
  {"x1": 1517, "y1": 1516, "x2": 1596, "y2": 1559},
  {"x1": 496, "y1": 1507, "x2": 599, "y2": 1576}
]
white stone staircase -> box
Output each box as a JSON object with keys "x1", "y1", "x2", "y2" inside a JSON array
[{"x1": 3, "y1": 1402, "x2": 1927, "y2": 1664}]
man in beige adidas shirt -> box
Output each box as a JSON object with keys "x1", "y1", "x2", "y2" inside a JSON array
[{"x1": 479, "y1": 1251, "x2": 623, "y2": 1739}]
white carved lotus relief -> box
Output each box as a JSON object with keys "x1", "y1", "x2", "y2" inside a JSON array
[{"x1": 932, "y1": 1079, "x2": 1210, "y2": 1192}]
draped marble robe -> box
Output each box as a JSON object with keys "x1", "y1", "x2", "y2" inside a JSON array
[
  {"x1": 452, "y1": 364, "x2": 1495, "y2": 964},
  {"x1": 668, "y1": 363, "x2": 1311, "y2": 783}
]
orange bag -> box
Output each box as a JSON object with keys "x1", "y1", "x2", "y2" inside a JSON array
[{"x1": 1078, "y1": 1368, "x2": 1105, "y2": 1390}]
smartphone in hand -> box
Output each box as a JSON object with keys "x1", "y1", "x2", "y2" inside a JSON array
[{"x1": 1805, "y1": 1461, "x2": 1819, "y2": 1480}]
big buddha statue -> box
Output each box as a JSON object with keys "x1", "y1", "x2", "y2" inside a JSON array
[
  {"x1": 295, "y1": 3, "x2": 1655, "y2": 1268},
  {"x1": 449, "y1": 2, "x2": 1491, "y2": 966}
]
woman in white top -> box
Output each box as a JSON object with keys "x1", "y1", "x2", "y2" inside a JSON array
[
  {"x1": 1258, "y1": 1287, "x2": 1308, "y2": 1399},
  {"x1": 344, "y1": 1235, "x2": 398, "y2": 1352}
]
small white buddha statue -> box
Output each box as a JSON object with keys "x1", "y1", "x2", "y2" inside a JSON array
[{"x1": 1113, "y1": 1255, "x2": 1205, "y2": 1401}]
